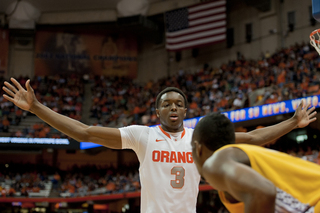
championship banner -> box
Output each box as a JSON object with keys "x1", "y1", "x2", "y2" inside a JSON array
[
  {"x1": 35, "y1": 31, "x2": 138, "y2": 78},
  {"x1": 0, "y1": 29, "x2": 9, "y2": 75}
]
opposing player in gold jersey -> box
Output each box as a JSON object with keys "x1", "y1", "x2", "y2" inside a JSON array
[{"x1": 192, "y1": 112, "x2": 320, "y2": 213}]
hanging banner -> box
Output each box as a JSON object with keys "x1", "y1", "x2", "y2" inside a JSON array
[
  {"x1": 0, "y1": 29, "x2": 9, "y2": 75},
  {"x1": 35, "y1": 31, "x2": 138, "y2": 78}
]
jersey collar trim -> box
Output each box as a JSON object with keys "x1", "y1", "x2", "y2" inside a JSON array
[
  {"x1": 158, "y1": 126, "x2": 186, "y2": 139},
  {"x1": 158, "y1": 126, "x2": 171, "y2": 139},
  {"x1": 181, "y1": 128, "x2": 186, "y2": 139}
]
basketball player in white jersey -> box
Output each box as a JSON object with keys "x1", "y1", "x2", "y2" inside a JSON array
[{"x1": 2, "y1": 78, "x2": 317, "y2": 213}]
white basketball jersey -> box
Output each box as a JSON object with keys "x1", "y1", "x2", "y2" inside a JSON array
[{"x1": 120, "y1": 125, "x2": 200, "y2": 213}]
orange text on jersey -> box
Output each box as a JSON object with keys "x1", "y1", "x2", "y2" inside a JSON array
[{"x1": 152, "y1": 150, "x2": 194, "y2": 163}]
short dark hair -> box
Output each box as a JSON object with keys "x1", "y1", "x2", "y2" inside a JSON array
[
  {"x1": 193, "y1": 112, "x2": 235, "y2": 152},
  {"x1": 156, "y1": 87, "x2": 188, "y2": 109}
]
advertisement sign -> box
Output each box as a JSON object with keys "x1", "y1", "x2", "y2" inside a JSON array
[
  {"x1": 0, "y1": 137, "x2": 79, "y2": 149},
  {"x1": 184, "y1": 95, "x2": 320, "y2": 128}
]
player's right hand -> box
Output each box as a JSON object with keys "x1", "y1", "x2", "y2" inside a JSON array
[{"x1": 2, "y1": 78, "x2": 37, "y2": 113}]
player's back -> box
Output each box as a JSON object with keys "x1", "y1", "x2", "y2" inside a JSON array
[{"x1": 217, "y1": 144, "x2": 320, "y2": 213}]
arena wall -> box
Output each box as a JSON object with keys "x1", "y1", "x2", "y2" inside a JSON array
[
  {"x1": 136, "y1": 0, "x2": 319, "y2": 83},
  {"x1": 5, "y1": 0, "x2": 319, "y2": 83}
]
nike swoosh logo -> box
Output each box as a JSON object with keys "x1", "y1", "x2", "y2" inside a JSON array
[{"x1": 156, "y1": 139, "x2": 165, "y2": 142}]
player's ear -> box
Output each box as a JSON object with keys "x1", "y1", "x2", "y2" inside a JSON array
[
  {"x1": 156, "y1": 109, "x2": 160, "y2": 118},
  {"x1": 184, "y1": 108, "x2": 187, "y2": 118},
  {"x1": 195, "y1": 141, "x2": 202, "y2": 157}
]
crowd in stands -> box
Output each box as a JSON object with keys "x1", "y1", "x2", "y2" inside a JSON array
[
  {"x1": 0, "y1": 140, "x2": 319, "y2": 199},
  {"x1": 0, "y1": 163, "x2": 141, "y2": 198},
  {"x1": 0, "y1": 74, "x2": 84, "y2": 137},
  {"x1": 13, "y1": 123, "x2": 64, "y2": 138},
  {"x1": 89, "y1": 42, "x2": 320, "y2": 127},
  {"x1": 0, "y1": 163, "x2": 49, "y2": 198},
  {"x1": 1, "y1": 42, "x2": 320, "y2": 135},
  {"x1": 57, "y1": 164, "x2": 140, "y2": 197}
]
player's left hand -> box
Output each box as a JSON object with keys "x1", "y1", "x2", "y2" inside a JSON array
[{"x1": 294, "y1": 100, "x2": 317, "y2": 128}]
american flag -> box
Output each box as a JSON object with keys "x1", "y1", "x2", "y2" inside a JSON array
[{"x1": 165, "y1": 0, "x2": 226, "y2": 51}]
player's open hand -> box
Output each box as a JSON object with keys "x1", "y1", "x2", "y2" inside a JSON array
[
  {"x1": 2, "y1": 78, "x2": 37, "y2": 113},
  {"x1": 294, "y1": 100, "x2": 317, "y2": 128}
]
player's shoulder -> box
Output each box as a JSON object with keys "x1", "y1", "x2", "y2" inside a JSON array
[
  {"x1": 184, "y1": 127, "x2": 194, "y2": 138},
  {"x1": 184, "y1": 127, "x2": 194, "y2": 133},
  {"x1": 119, "y1": 125, "x2": 150, "y2": 132},
  {"x1": 211, "y1": 145, "x2": 251, "y2": 166}
]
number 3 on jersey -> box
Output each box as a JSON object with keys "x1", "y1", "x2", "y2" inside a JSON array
[{"x1": 171, "y1": 166, "x2": 185, "y2": 188}]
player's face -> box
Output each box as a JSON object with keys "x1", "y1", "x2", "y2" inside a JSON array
[{"x1": 156, "y1": 92, "x2": 187, "y2": 132}]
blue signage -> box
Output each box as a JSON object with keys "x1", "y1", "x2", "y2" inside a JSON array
[{"x1": 0, "y1": 137, "x2": 70, "y2": 145}]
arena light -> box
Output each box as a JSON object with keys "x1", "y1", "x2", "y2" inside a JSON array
[
  {"x1": 5, "y1": 0, "x2": 41, "y2": 29},
  {"x1": 117, "y1": 0, "x2": 149, "y2": 17},
  {"x1": 296, "y1": 135, "x2": 308, "y2": 143}
]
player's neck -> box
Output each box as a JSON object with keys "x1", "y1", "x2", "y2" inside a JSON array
[{"x1": 160, "y1": 124, "x2": 184, "y2": 133}]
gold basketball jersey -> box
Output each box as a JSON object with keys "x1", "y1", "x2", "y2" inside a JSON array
[{"x1": 215, "y1": 144, "x2": 320, "y2": 213}]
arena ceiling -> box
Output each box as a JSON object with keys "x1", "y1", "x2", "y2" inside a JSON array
[
  {"x1": 0, "y1": 0, "x2": 197, "y2": 26},
  {"x1": 0, "y1": 0, "x2": 122, "y2": 13},
  {"x1": 0, "y1": 0, "x2": 165, "y2": 13}
]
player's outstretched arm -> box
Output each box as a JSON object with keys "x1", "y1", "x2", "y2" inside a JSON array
[
  {"x1": 2, "y1": 78, "x2": 122, "y2": 149},
  {"x1": 202, "y1": 148, "x2": 276, "y2": 213},
  {"x1": 235, "y1": 100, "x2": 317, "y2": 146}
]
